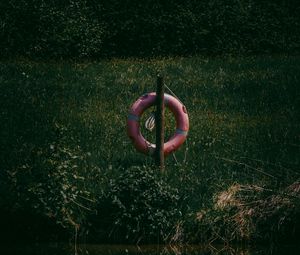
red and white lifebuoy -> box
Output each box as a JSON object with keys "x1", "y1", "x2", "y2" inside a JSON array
[{"x1": 127, "y1": 92, "x2": 189, "y2": 156}]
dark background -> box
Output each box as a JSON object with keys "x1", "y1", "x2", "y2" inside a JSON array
[{"x1": 1, "y1": 0, "x2": 300, "y2": 58}]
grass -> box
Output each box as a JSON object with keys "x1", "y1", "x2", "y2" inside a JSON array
[{"x1": 0, "y1": 55, "x2": 299, "y2": 244}]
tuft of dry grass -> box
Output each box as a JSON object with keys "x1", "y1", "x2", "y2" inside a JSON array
[
  {"x1": 287, "y1": 181, "x2": 300, "y2": 196},
  {"x1": 195, "y1": 181, "x2": 300, "y2": 242},
  {"x1": 215, "y1": 184, "x2": 243, "y2": 210}
]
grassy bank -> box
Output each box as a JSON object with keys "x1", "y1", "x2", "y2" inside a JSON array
[{"x1": 0, "y1": 55, "x2": 299, "y2": 244}]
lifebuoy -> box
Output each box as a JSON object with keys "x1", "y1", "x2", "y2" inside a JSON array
[{"x1": 127, "y1": 92, "x2": 189, "y2": 156}]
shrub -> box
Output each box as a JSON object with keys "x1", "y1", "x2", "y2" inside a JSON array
[
  {"x1": 1, "y1": 0, "x2": 299, "y2": 57},
  {"x1": 89, "y1": 166, "x2": 180, "y2": 243},
  {"x1": 2, "y1": 125, "x2": 97, "y2": 237},
  {"x1": 0, "y1": 0, "x2": 105, "y2": 57}
]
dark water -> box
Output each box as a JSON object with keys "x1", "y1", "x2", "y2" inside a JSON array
[{"x1": 2, "y1": 244, "x2": 300, "y2": 255}]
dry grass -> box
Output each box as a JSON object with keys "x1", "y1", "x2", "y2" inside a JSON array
[{"x1": 196, "y1": 181, "x2": 300, "y2": 242}]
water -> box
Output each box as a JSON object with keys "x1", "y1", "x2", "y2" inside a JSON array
[{"x1": 2, "y1": 244, "x2": 300, "y2": 255}]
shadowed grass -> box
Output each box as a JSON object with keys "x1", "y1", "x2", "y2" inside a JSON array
[{"x1": 0, "y1": 55, "x2": 299, "y2": 243}]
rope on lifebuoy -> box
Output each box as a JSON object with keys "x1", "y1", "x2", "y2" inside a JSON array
[{"x1": 145, "y1": 111, "x2": 156, "y2": 131}]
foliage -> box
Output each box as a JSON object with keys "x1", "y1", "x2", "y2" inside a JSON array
[
  {"x1": 0, "y1": 0, "x2": 105, "y2": 57},
  {"x1": 89, "y1": 166, "x2": 180, "y2": 243},
  {"x1": 2, "y1": 124, "x2": 97, "y2": 235},
  {"x1": 0, "y1": 0, "x2": 300, "y2": 58}
]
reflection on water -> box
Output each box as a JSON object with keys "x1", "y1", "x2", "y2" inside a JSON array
[{"x1": 2, "y1": 243, "x2": 300, "y2": 255}]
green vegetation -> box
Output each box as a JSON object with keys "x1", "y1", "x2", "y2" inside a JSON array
[
  {"x1": 0, "y1": 55, "x2": 299, "y2": 244},
  {"x1": 1, "y1": 0, "x2": 300, "y2": 58}
]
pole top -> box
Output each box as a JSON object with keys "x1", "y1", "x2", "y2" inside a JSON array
[{"x1": 157, "y1": 74, "x2": 163, "y2": 83}]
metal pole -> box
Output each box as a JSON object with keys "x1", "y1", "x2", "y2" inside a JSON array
[{"x1": 155, "y1": 74, "x2": 165, "y2": 171}]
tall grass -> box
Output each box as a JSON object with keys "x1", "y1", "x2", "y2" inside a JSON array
[{"x1": 0, "y1": 55, "x2": 299, "y2": 243}]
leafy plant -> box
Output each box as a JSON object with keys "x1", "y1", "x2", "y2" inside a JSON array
[{"x1": 90, "y1": 166, "x2": 180, "y2": 244}]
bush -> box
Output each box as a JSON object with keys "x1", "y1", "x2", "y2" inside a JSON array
[
  {"x1": 0, "y1": 124, "x2": 98, "y2": 240},
  {"x1": 1, "y1": 0, "x2": 299, "y2": 57},
  {"x1": 89, "y1": 166, "x2": 180, "y2": 244},
  {"x1": 0, "y1": 0, "x2": 105, "y2": 57}
]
